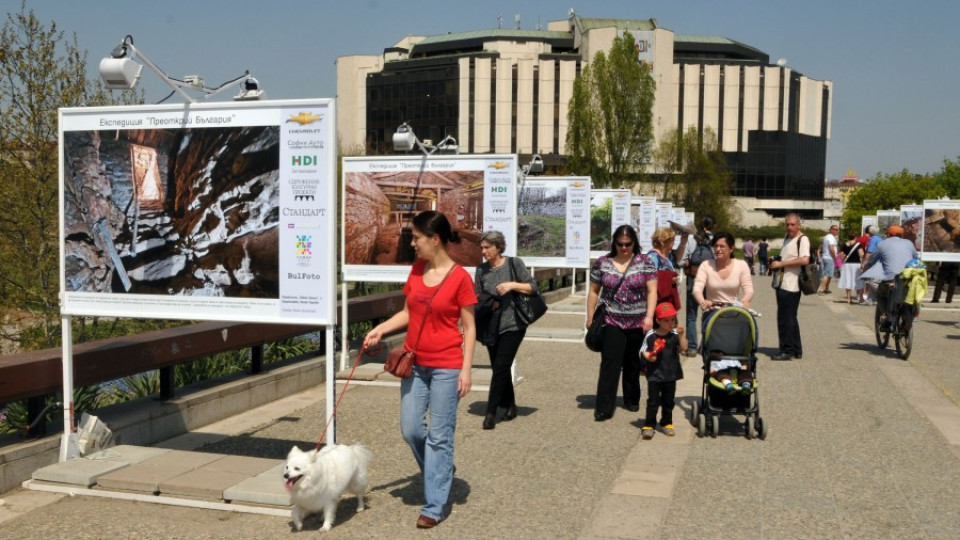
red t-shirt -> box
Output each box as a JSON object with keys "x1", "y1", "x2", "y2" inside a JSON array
[{"x1": 403, "y1": 260, "x2": 478, "y2": 369}]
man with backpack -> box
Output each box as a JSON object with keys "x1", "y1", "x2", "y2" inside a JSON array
[{"x1": 678, "y1": 216, "x2": 715, "y2": 357}]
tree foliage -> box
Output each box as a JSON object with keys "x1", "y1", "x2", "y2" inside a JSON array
[
  {"x1": 651, "y1": 126, "x2": 740, "y2": 232},
  {"x1": 840, "y1": 170, "x2": 945, "y2": 233},
  {"x1": 566, "y1": 31, "x2": 655, "y2": 188},
  {"x1": 932, "y1": 156, "x2": 960, "y2": 198},
  {"x1": 0, "y1": 3, "x2": 134, "y2": 350}
]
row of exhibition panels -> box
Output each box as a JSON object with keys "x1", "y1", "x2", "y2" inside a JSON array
[
  {"x1": 861, "y1": 203, "x2": 960, "y2": 263},
  {"x1": 57, "y1": 98, "x2": 699, "y2": 328}
]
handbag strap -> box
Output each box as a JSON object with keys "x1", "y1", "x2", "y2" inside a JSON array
[
  {"x1": 409, "y1": 264, "x2": 457, "y2": 354},
  {"x1": 602, "y1": 255, "x2": 632, "y2": 305},
  {"x1": 507, "y1": 256, "x2": 533, "y2": 297}
]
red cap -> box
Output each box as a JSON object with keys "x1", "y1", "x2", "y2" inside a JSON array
[
  {"x1": 654, "y1": 302, "x2": 678, "y2": 319},
  {"x1": 887, "y1": 225, "x2": 904, "y2": 237}
]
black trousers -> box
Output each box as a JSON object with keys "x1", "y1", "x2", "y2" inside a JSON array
[
  {"x1": 643, "y1": 380, "x2": 677, "y2": 428},
  {"x1": 484, "y1": 329, "x2": 526, "y2": 415},
  {"x1": 933, "y1": 263, "x2": 958, "y2": 303},
  {"x1": 596, "y1": 326, "x2": 644, "y2": 417},
  {"x1": 776, "y1": 288, "x2": 802, "y2": 356}
]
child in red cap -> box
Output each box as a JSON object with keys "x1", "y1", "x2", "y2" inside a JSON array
[{"x1": 639, "y1": 302, "x2": 688, "y2": 439}]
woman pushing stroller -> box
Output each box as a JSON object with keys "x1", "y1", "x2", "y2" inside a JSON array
[{"x1": 691, "y1": 231, "x2": 756, "y2": 394}]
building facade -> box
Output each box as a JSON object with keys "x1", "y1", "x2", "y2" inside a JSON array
[{"x1": 337, "y1": 13, "x2": 833, "y2": 202}]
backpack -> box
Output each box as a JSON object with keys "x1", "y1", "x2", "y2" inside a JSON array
[{"x1": 686, "y1": 236, "x2": 715, "y2": 276}]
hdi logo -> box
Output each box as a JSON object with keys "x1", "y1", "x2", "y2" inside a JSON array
[
  {"x1": 292, "y1": 155, "x2": 317, "y2": 166},
  {"x1": 490, "y1": 186, "x2": 507, "y2": 193}
]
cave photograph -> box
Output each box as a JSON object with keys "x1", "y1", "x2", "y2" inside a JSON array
[
  {"x1": 61, "y1": 126, "x2": 281, "y2": 298},
  {"x1": 923, "y1": 205, "x2": 960, "y2": 260},
  {"x1": 343, "y1": 168, "x2": 486, "y2": 269}
]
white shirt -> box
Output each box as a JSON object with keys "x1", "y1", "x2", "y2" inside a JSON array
[
  {"x1": 820, "y1": 233, "x2": 837, "y2": 259},
  {"x1": 780, "y1": 234, "x2": 811, "y2": 293}
]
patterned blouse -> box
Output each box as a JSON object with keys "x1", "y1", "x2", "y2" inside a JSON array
[{"x1": 590, "y1": 253, "x2": 658, "y2": 330}]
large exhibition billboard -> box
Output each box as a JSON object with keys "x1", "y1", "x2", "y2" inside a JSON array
[
  {"x1": 516, "y1": 176, "x2": 591, "y2": 268},
  {"x1": 59, "y1": 99, "x2": 337, "y2": 325},
  {"x1": 342, "y1": 155, "x2": 518, "y2": 282}
]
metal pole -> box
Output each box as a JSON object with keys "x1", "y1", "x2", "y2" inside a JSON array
[
  {"x1": 325, "y1": 325, "x2": 336, "y2": 444},
  {"x1": 59, "y1": 315, "x2": 75, "y2": 462},
  {"x1": 340, "y1": 281, "x2": 348, "y2": 372}
]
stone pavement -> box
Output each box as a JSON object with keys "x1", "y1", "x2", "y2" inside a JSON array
[{"x1": 1, "y1": 277, "x2": 960, "y2": 539}]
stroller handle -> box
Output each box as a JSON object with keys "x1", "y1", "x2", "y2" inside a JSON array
[{"x1": 704, "y1": 301, "x2": 762, "y2": 318}]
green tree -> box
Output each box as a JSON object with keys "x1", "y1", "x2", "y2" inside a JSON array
[
  {"x1": 651, "y1": 126, "x2": 740, "y2": 232},
  {"x1": 933, "y1": 156, "x2": 960, "y2": 198},
  {"x1": 0, "y1": 3, "x2": 136, "y2": 350},
  {"x1": 840, "y1": 170, "x2": 945, "y2": 233},
  {"x1": 566, "y1": 31, "x2": 655, "y2": 188}
]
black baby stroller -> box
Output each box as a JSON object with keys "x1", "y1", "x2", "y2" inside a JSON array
[{"x1": 690, "y1": 305, "x2": 767, "y2": 439}]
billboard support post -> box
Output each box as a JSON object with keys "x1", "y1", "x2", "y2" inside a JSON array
[{"x1": 59, "y1": 315, "x2": 75, "y2": 462}]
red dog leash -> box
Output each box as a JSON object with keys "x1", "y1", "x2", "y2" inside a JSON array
[{"x1": 314, "y1": 343, "x2": 373, "y2": 450}]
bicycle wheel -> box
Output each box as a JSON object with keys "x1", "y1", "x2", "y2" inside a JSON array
[
  {"x1": 874, "y1": 304, "x2": 889, "y2": 349},
  {"x1": 895, "y1": 306, "x2": 914, "y2": 360}
]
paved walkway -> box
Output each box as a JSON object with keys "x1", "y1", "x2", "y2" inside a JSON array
[{"x1": 1, "y1": 278, "x2": 960, "y2": 539}]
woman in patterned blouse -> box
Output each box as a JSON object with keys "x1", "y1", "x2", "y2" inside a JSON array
[{"x1": 587, "y1": 224, "x2": 659, "y2": 421}]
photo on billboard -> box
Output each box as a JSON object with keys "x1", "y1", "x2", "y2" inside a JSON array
[
  {"x1": 342, "y1": 155, "x2": 518, "y2": 282},
  {"x1": 922, "y1": 200, "x2": 960, "y2": 262},
  {"x1": 517, "y1": 177, "x2": 591, "y2": 268},
  {"x1": 876, "y1": 210, "x2": 900, "y2": 235},
  {"x1": 59, "y1": 100, "x2": 337, "y2": 324},
  {"x1": 900, "y1": 204, "x2": 924, "y2": 252},
  {"x1": 590, "y1": 189, "x2": 631, "y2": 258}
]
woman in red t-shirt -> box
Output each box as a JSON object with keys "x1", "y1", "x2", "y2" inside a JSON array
[{"x1": 363, "y1": 211, "x2": 477, "y2": 529}]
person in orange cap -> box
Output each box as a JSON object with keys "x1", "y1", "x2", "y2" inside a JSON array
[
  {"x1": 638, "y1": 302, "x2": 688, "y2": 439},
  {"x1": 861, "y1": 223, "x2": 919, "y2": 330}
]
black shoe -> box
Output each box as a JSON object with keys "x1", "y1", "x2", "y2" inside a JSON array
[
  {"x1": 503, "y1": 405, "x2": 518, "y2": 421},
  {"x1": 594, "y1": 411, "x2": 612, "y2": 422},
  {"x1": 771, "y1": 352, "x2": 793, "y2": 361},
  {"x1": 794, "y1": 353, "x2": 802, "y2": 359},
  {"x1": 624, "y1": 404, "x2": 640, "y2": 413},
  {"x1": 482, "y1": 414, "x2": 496, "y2": 430}
]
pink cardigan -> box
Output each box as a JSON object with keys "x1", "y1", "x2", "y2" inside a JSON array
[{"x1": 692, "y1": 259, "x2": 754, "y2": 307}]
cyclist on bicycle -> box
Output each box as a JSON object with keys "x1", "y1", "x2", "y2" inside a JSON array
[{"x1": 860, "y1": 225, "x2": 919, "y2": 330}]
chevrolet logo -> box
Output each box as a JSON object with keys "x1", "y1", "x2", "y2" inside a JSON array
[
  {"x1": 571, "y1": 181, "x2": 585, "y2": 187},
  {"x1": 286, "y1": 112, "x2": 322, "y2": 125},
  {"x1": 489, "y1": 161, "x2": 509, "y2": 170}
]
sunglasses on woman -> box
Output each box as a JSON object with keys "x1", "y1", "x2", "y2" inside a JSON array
[{"x1": 616, "y1": 241, "x2": 634, "y2": 248}]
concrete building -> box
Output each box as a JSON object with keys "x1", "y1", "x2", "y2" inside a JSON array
[{"x1": 337, "y1": 12, "x2": 833, "y2": 212}]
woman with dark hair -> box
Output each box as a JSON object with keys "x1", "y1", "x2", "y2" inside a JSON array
[
  {"x1": 363, "y1": 210, "x2": 477, "y2": 529},
  {"x1": 586, "y1": 224, "x2": 658, "y2": 421},
  {"x1": 692, "y1": 231, "x2": 755, "y2": 338},
  {"x1": 474, "y1": 230, "x2": 535, "y2": 430}
]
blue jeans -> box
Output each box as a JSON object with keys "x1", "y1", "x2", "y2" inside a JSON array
[{"x1": 400, "y1": 365, "x2": 461, "y2": 521}]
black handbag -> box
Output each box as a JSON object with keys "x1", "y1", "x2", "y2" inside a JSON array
[
  {"x1": 508, "y1": 257, "x2": 547, "y2": 326},
  {"x1": 585, "y1": 258, "x2": 630, "y2": 352},
  {"x1": 585, "y1": 302, "x2": 608, "y2": 352}
]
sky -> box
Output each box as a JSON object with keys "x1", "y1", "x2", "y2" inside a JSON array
[{"x1": 17, "y1": 0, "x2": 960, "y2": 182}]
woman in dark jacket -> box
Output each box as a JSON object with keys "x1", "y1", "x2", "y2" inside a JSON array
[{"x1": 474, "y1": 230, "x2": 535, "y2": 430}]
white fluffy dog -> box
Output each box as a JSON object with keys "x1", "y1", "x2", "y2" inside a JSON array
[{"x1": 283, "y1": 443, "x2": 373, "y2": 532}]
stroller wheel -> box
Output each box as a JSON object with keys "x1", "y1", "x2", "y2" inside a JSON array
[
  {"x1": 757, "y1": 417, "x2": 768, "y2": 440},
  {"x1": 691, "y1": 401, "x2": 700, "y2": 426},
  {"x1": 697, "y1": 413, "x2": 706, "y2": 437},
  {"x1": 746, "y1": 416, "x2": 755, "y2": 440},
  {"x1": 711, "y1": 415, "x2": 720, "y2": 438}
]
